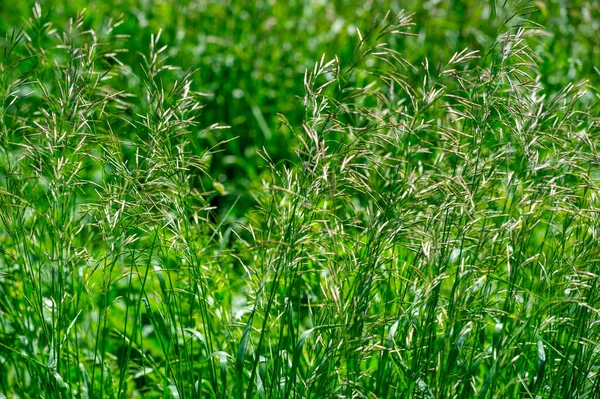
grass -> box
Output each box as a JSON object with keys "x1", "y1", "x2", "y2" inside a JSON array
[{"x1": 0, "y1": 1, "x2": 599, "y2": 398}]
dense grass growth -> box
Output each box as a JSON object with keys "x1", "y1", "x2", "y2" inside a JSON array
[{"x1": 0, "y1": 1, "x2": 599, "y2": 398}]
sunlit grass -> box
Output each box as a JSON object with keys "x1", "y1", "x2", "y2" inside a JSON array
[{"x1": 0, "y1": 2, "x2": 599, "y2": 398}]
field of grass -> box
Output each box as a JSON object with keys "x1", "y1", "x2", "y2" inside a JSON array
[{"x1": 0, "y1": 1, "x2": 599, "y2": 398}]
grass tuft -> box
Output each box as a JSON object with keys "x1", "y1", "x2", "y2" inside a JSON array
[{"x1": 1, "y1": 1, "x2": 599, "y2": 398}]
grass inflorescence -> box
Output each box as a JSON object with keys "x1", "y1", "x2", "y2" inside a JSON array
[{"x1": 0, "y1": 1, "x2": 599, "y2": 398}]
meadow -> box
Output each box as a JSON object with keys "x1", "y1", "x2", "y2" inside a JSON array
[{"x1": 0, "y1": 1, "x2": 599, "y2": 398}]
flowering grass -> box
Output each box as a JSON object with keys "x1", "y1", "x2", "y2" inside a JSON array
[{"x1": 0, "y1": 1, "x2": 599, "y2": 398}]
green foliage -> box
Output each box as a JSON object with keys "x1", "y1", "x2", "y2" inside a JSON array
[{"x1": 0, "y1": 1, "x2": 599, "y2": 398}]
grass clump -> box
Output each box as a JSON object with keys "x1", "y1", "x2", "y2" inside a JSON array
[{"x1": 1, "y1": 1, "x2": 599, "y2": 398}]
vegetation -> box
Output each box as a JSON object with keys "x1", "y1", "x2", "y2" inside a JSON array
[{"x1": 0, "y1": 1, "x2": 599, "y2": 398}]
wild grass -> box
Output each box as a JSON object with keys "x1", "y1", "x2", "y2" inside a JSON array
[{"x1": 0, "y1": 2, "x2": 599, "y2": 398}]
